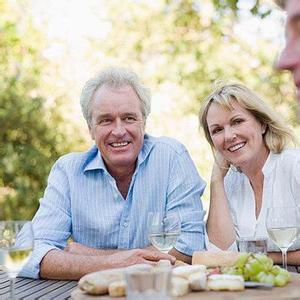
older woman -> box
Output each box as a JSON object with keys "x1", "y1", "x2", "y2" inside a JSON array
[{"x1": 199, "y1": 83, "x2": 300, "y2": 265}]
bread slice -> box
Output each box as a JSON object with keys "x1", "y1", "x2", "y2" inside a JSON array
[{"x1": 192, "y1": 251, "x2": 240, "y2": 268}]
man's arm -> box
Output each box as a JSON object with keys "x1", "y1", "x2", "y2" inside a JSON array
[
  {"x1": 40, "y1": 248, "x2": 176, "y2": 280},
  {"x1": 268, "y1": 250, "x2": 300, "y2": 266},
  {"x1": 65, "y1": 241, "x2": 191, "y2": 264},
  {"x1": 169, "y1": 248, "x2": 192, "y2": 264},
  {"x1": 166, "y1": 144, "x2": 206, "y2": 258}
]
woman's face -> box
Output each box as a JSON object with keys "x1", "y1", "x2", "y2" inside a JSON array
[{"x1": 206, "y1": 101, "x2": 268, "y2": 170}]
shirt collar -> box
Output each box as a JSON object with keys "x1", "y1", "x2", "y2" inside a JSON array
[
  {"x1": 136, "y1": 134, "x2": 154, "y2": 167},
  {"x1": 84, "y1": 145, "x2": 107, "y2": 172},
  {"x1": 262, "y1": 151, "x2": 279, "y2": 177},
  {"x1": 83, "y1": 134, "x2": 154, "y2": 173}
]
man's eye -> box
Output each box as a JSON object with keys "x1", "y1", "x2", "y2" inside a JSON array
[
  {"x1": 124, "y1": 116, "x2": 136, "y2": 122},
  {"x1": 99, "y1": 119, "x2": 111, "y2": 125}
]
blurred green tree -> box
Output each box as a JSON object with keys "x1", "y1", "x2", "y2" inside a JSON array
[
  {"x1": 101, "y1": 0, "x2": 296, "y2": 119},
  {"x1": 89, "y1": 0, "x2": 299, "y2": 197},
  {"x1": 0, "y1": 0, "x2": 84, "y2": 219}
]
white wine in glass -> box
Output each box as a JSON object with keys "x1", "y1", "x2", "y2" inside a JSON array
[
  {"x1": 148, "y1": 212, "x2": 181, "y2": 253},
  {"x1": 0, "y1": 221, "x2": 34, "y2": 299},
  {"x1": 266, "y1": 207, "x2": 299, "y2": 269}
]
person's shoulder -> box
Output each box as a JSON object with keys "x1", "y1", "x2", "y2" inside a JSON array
[
  {"x1": 147, "y1": 135, "x2": 187, "y2": 155},
  {"x1": 274, "y1": 148, "x2": 300, "y2": 164},
  {"x1": 55, "y1": 145, "x2": 98, "y2": 169}
]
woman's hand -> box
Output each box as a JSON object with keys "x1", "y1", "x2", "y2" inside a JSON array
[{"x1": 211, "y1": 151, "x2": 230, "y2": 182}]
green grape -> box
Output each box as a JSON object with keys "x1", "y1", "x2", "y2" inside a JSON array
[
  {"x1": 256, "y1": 271, "x2": 267, "y2": 282},
  {"x1": 253, "y1": 254, "x2": 273, "y2": 271},
  {"x1": 236, "y1": 267, "x2": 243, "y2": 276},
  {"x1": 271, "y1": 265, "x2": 281, "y2": 276},
  {"x1": 236, "y1": 252, "x2": 250, "y2": 268},
  {"x1": 257, "y1": 272, "x2": 275, "y2": 285},
  {"x1": 244, "y1": 258, "x2": 263, "y2": 277},
  {"x1": 278, "y1": 268, "x2": 291, "y2": 280},
  {"x1": 274, "y1": 274, "x2": 289, "y2": 287}
]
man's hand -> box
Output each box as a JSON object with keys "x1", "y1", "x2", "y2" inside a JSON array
[{"x1": 109, "y1": 248, "x2": 176, "y2": 267}]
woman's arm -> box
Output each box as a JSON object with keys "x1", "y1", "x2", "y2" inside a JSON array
[{"x1": 206, "y1": 160, "x2": 236, "y2": 250}]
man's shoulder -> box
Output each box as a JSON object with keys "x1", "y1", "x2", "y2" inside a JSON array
[
  {"x1": 55, "y1": 145, "x2": 98, "y2": 170},
  {"x1": 146, "y1": 135, "x2": 187, "y2": 155}
]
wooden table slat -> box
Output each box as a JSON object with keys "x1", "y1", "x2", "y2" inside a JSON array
[
  {"x1": 14, "y1": 280, "x2": 60, "y2": 299},
  {"x1": 38, "y1": 281, "x2": 77, "y2": 300},
  {"x1": 21, "y1": 280, "x2": 73, "y2": 300},
  {"x1": 0, "y1": 278, "x2": 37, "y2": 295}
]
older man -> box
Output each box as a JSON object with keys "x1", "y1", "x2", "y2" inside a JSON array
[
  {"x1": 21, "y1": 67, "x2": 206, "y2": 280},
  {"x1": 275, "y1": 0, "x2": 300, "y2": 117}
]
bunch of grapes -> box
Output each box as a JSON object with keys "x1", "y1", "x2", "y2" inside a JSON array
[{"x1": 222, "y1": 253, "x2": 291, "y2": 287}]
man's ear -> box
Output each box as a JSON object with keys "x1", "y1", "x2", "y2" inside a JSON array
[{"x1": 88, "y1": 124, "x2": 95, "y2": 140}]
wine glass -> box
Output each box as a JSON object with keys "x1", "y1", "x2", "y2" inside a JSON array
[
  {"x1": 266, "y1": 207, "x2": 299, "y2": 269},
  {"x1": 0, "y1": 221, "x2": 34, "y2": 299},
  {"x1": 147, "y1": 212, "x2": 181, "y2": 253}
]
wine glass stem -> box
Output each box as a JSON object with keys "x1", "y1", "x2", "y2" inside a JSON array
[
  {"x1": 281, "y1": 248, "x2": 288, "y2": 270},
  {"x1": 10, "y1": 276, "x2": 16, "y2": 300}
]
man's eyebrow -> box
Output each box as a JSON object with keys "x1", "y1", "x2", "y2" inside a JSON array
[
  {"x1": 95, "y1": 113, "x2": 112, "y2": 121},
  {"x1": 121, "y1": 112, "x2": 139, "y2": 117}
]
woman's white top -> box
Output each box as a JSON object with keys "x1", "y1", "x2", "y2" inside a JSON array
[{"x1": 206, "y1": 149, "x2": 300, "y2": 251}]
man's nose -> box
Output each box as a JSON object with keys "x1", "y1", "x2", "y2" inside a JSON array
[
  {"x1": 111, "y1": 120, "x2": 126, "y2": 136},
  {"x1": 276, "y1": 43, "x2": 298, "y2": 71}
]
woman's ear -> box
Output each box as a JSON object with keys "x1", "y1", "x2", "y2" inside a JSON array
[{"x1": 261, "y1": 123, "x2": 267, "y2": 134}]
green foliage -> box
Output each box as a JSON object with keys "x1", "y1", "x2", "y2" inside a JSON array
[
  {"x1": 94, "y1": 0, "x2": 299, "y2": 195},
  {"x1": 0, "y1": 0, "x2": 83, "y2": 220},
  {"x1": 100, "y1": 0, "x2": 298, "y2": 123}
]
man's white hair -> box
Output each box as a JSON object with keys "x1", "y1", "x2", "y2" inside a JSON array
[{"x1": 80, "y1": 67, "x2": 151, "y2": 125}]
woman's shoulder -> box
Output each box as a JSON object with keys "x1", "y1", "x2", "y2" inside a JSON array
[{"x1": 273, "y1": 148, "x2": 300, "y2": 165}]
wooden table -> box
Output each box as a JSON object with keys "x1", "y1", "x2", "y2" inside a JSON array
[
  {"x1": 1, "y1": 269, "x2": 299, "y2": 299},
  {"x1": 0, "y1": 272, "x2": 77, "y2": 299}
]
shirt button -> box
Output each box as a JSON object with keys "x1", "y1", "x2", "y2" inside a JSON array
[{"x1": 123, "y1": 222, "x2": 128, "y2": 227}]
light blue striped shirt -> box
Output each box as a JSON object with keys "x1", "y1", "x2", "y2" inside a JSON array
[{"x1": 21, "y1": 134, "x2": 206, "y2": 278}]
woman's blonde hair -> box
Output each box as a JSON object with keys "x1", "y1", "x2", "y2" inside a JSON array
[{"x1": 199, "y1": 83, "x2": 295, "y2": 153}]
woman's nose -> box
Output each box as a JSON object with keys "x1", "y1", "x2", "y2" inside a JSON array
[{"x1": 224, "y1": 126, "x2": 236, "y2": 141}]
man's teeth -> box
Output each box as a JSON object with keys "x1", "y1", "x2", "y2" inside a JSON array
[
  {"x1": 228, "y1": 143, "x2": 245, "y2": 152},
  {"x1": 111, "y1": 142, "x2": 129, "y2": 147}
]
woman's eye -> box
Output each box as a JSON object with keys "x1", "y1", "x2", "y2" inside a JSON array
[
  {"x1": 212, "y1": 128, "x2": 222, "y2": 135},
  {"x1": 232, "y1": 119, "x2": 243, "y2": 125}
]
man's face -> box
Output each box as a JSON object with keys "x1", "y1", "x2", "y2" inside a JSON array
[
  {"x1": 276, "y1": 0, "x2": 300, "y2": 115},
  {"x1": 89, "y1": 85, "x2": 145, "y2": 174}
]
